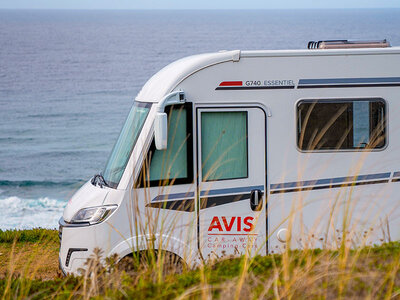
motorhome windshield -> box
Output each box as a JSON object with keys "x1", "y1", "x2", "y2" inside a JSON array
[{"x1": 103, "y1": 101, "x2": 151, "y2": 188}]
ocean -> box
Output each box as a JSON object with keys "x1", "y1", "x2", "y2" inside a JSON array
[{"x1": 0, "y1": 9, "x2": 399, "y2": 229}]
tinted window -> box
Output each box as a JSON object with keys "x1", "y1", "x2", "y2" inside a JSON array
[
  {"x1": 297, "y1": 99, "x2": 386, "y2": 150},
  {"x1": 201, "y1": 111, "x2": 248, "y2": 181},
  {"x1": 140, "y1": 104, "x2": 193, "y2": 187}
]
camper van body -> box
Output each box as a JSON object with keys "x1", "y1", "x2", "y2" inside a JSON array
[{"x1": 59, "y1": 46, "x2": 400, "y2": 275}]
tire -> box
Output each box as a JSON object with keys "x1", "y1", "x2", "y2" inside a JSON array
[{"x1": 118, "y1": 250, "x2": 185, "y2": 275}]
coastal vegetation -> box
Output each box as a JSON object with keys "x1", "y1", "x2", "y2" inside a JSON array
[{"x1": 0, "y1": 228, "x2": 399, "y2": 299}]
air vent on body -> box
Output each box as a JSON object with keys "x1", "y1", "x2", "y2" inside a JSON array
[{"x1": 308, "y1": 39, "x2": 390, "y2": 49}]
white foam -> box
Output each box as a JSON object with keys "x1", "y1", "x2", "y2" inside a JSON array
[{"x1": 0, "y1": 196, "x2": 67, "y2": 230}]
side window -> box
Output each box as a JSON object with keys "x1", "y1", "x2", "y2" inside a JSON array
[
  {"x1": 201, "y1": 111, "x2": 248, "y2": 181},
  {"x1": 140, "y1": 104, "x2": 193, "y2": 187},
  {"x1": 297, "y1": 99, "x2": 386, "y2": 151}
]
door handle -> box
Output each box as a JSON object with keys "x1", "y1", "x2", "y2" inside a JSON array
[{"x1": 250, "y1": 189, "x2": 263, "y2": 211}]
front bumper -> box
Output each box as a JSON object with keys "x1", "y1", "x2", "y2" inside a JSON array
[
  {"x1": 58, "y1": 256, "x2": 67, "y2": 277},
  {"x1": 58, "y1": 218, "x2": 94, "y2": 275}
]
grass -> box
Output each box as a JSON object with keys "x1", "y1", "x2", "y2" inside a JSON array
[
  {"x1": 0, "y1": 228, "x2": 58, "y2": 243},
  {"x1": 0, "y1": 229, "x2": 59, "y2": 281},
  {"x1": 0, "y1": 229, "x2": 399, "y2": 299}
]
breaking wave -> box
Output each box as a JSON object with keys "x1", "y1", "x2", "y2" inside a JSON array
[{"x1": 0, "y1": 196, "x2": 67, "y2": 230}]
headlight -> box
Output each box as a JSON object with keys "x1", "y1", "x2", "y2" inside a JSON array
[{"x1": 70, "y1": 205, "x2": 117, "y2": 225}]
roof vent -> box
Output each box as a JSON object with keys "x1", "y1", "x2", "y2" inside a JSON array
[{"x1": 308, "y1": 39, "x2": 391, "y2": 49}]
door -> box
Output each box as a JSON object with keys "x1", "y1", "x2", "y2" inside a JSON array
[
  {"x1": 197, "y1": 106, "x2": 267, "y2": 259},
  {"x1": 136, "y1": 103, "x2": 197, "y2": 261}
]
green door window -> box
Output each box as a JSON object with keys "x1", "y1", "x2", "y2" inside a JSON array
[{"x1": 201, "y1": 111, "x2": 248, "y2": 181}]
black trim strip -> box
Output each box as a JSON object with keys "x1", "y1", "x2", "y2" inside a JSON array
[
  {"x1": 391, "y1": 171, "x2": 400, "y2": 182},
  {"x1": 270, "y1": 179, "x2": 389, "y2": 194},
  {"x1": 298, "y1": 83, "x2": 400, "y2": 89},
  {"x1": 66, "y1": 248, "x2": 88, "y2": 267},
  {"x1": 270, "y1": 172, "x2": 390, "y2": 190},
  {"x1": 200, "y1": 193, "x2": 250, "y2": 209},
  {"x1": 147, "y1": 193, "x2": 252, "y2": 211},
  {"x1": 216, "y1": 86, "x2": 295, "y2": 90},
  {"x1": 199, "y1": 185, "x2": 264, "y2": 197},
  {"x1": 152, "y1": 192, "x2": 195, "y2": 201},
  {"x1": 299, "y1": 77, "x2": 400, "y2": 85},
  {"x1": 146, "y1": 199, "x2": 195, "y2": 212}
]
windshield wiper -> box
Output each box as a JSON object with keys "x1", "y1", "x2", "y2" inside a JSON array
[{"x1": 91, "y1": 174, "x2": 109, "y2": 188}]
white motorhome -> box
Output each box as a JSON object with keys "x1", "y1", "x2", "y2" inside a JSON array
[{"x1": 59, "y1": 40, "x2": 400, "y2": 275}]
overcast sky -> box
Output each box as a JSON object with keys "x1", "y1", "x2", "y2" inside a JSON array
[{"x1": 1, "y1": 0, "x2": 400, "y2": 9}]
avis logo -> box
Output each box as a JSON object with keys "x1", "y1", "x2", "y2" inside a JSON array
[{"x1": 208, "y1": 216, "x2": 254, "y2": 232}]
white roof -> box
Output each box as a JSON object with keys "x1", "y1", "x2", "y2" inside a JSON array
[
  {"x1": 241, "y1": 46, "x2": 400, "y2": 58},
  {"x1": 136, "y1": 50, "x2": 240, "y2": 102},
  {"x1": 135, "y1": 46, "x2": 400, "y2": 103}
]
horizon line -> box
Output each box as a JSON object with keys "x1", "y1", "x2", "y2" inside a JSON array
[{"x1": 1, "y1": 7, "x2": 400, "y2": 10}]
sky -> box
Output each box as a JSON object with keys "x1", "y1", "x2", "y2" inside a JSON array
[{"x1": 1, "y1": 0, "x2": 400, "y2": 10}]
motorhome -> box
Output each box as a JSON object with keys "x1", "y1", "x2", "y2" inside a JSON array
[{"x1": 59, "y1": 40, "x2": 400, "y2": 275}]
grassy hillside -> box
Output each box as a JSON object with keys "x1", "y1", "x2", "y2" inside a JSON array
[
  {"x1": 0, "y1": 228, "x2": 399, "y2": 299},
  {"x1": 0, "y1": 229, "x2": 60, "y2": 281}
]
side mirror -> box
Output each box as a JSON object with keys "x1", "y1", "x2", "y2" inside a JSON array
[{"x1": 154, "y1": 112, "x2": 168, "y2": 150}]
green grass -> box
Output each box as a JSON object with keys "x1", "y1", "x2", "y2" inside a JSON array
[
  {"x1": 0, "y1": 228, "x2": 58, "y2": 243},
  {"x1": 0, "y1": 229, "x2": 399, "y2": 299}
]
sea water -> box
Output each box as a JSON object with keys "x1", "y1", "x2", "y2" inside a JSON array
[{"x1": 1, "y1": 9, "x2": 400, "y2": 229}]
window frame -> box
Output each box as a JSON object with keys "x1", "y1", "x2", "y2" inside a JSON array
[
  {"x1": 295, "y1": 97, "x2": 387, "y2": 153},
  {"x1": 200, "y1": 110, "x2": 249, "y2": 182},
  {"x1": 138, "y1": 102, "x2": 194, "y2": 188}
]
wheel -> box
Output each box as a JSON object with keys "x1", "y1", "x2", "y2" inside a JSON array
[{"x1": 118, "y1": 250, "x2": 185, "y2": 275}]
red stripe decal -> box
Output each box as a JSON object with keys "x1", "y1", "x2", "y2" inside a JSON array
[{"x1": 219, "y1": 81, "x2": 243, "y2": 87}]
